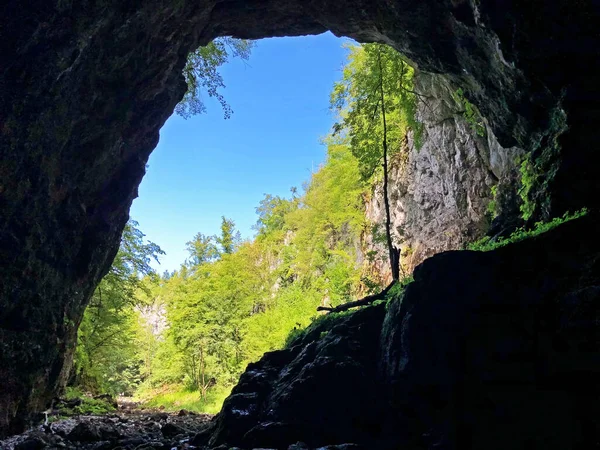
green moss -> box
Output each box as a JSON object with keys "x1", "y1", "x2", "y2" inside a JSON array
[
  {"x1": 468, "y1": 208, "x2": 587, "y2": 252},
  {"x1": 486, "y1": 185, "x2": 499, "y2": 220},
  {"x1": 452, "y1": 88, "x2": 486, "y2": 137},
  {"x1": 518, "y1": 105, "x2": 568, "y2": 221},
  {"x1": 284, "y1": 309, "x2": 356, "y2": 349}
]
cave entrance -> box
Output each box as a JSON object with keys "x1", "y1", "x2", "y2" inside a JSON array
[
  {"x1": 2, "y1": 0, "x2": 596, "y2": 439},
  {"x1": 71, "y1": 32, "x2": 403, "y2": 413}
]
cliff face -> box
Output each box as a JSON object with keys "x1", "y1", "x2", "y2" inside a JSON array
[
  {"x1": 1, "y1": 0, "x2": 599, "y2": 436},
  {"x1": 364, "y1": 73, "x2": 523, "y2": 276}
]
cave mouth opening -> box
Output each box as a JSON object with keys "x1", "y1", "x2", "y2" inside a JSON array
[
  {"x1": 29, "y1": 25, "x2": 510, "y2": 419},
  {"x1": 70, "y1": 32, "x2": 420, "y2": 414}
]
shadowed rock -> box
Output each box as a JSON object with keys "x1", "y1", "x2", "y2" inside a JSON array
[{"x1": 196, "y1": 214, "x2": 599, "y2": 449}]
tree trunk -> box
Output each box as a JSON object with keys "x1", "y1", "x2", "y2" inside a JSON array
[
  {"x1": 200, "y1": 346, "x2": 206, "y2": 401},
  {"x1": 377, "y1": 49, "x2": 400, "y2": 281}
]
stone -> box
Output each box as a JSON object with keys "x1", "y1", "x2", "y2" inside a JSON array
[
  {"x1": 14, "y1": 436, "x2": 47, "y2": 450},
  {"x1": 66, "y1": 422, "x2": 102, "y2": 443},
  {"x1": 161, "y1": 422, "x2": 187, "y2": 438},
  {"x1": 1, "y1": 409, "x2": 212, "y2": 449},
  {"x1": 379, "y1": 213, "x2": 600, "y2": 449},
  {"x1": 203, "y1": 305, "x2": 389, "y2": 449},
  {"x1": 66, "y1": 421, "x2": 120, "y2": 443}
]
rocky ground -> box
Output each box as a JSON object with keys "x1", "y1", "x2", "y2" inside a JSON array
[
  {"x1": 0, "y1": 401, "x2": 362, "y2": 450},
  {"x1": 0, "y1": 400, "x2": 212, "y2": 450}
]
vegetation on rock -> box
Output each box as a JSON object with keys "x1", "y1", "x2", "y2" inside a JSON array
[{"x1": 468, "y1": 208, "x2": 587, "y2": 252}]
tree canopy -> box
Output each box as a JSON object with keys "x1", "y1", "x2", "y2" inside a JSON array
[{"x1": 331, "y1": 43, "x2": 421, "y2": 179}]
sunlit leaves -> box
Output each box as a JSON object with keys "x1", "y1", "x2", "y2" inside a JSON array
[
  {"x1": 331, "y1": 43, "x2": 420, "y2": 180},
  {"x1": 73, "y1": 220, "x2": 164, "y2": 395},
  {"x1": 175, "y1": 37, "x2": 254, "y2": 119}
]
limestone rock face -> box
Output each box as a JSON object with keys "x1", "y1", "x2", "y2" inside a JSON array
[
  {"x1": 364, "y1": 73, "x2": 524, "y2": 276},
  {"x1": 199, "y1": 214, "x2": 600, "y2": 449},
  {"x1": 1, "y1": 0, "x2": 599, "y2": 435}
]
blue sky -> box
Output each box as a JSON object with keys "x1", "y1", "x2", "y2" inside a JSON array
[{"x1": 130, "y1": 32, "x2": 352, "y2": 272}]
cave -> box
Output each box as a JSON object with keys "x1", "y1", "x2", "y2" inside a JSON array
[{"x1": 1, "y1": 0, "x2": 599, "y2": 446}]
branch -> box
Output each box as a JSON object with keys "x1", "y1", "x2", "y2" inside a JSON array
[{"x1": 317, "y1": 281, "x2": 396, "y2": 313}]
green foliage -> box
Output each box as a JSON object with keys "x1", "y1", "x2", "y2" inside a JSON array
[
  {"x1": 58, "y1": 388, "x2": 117, "y2": 416},
  {"x1": 282, "y1": 277, "x2": 416, "y2": 348},
  {"x1": 388, "y1": 276, "x2": 413, "y2": 298},
  {"x1": 486, "y1": 185, "x2": 499, "y2": 220},
  {"x1": 137, "y1": 385, "x2": 232, "y2": 415},
  {"x1": 331, "y1": 43, "x2": 422, "y2": 180},
  {"x1": 284, "y1": 309, "x2": 356, "y2": 349},
  {"x1": 468, "y1": 209, "x2": 587, "y2": 252},
  {"x1": 186, "y1": 232, "x2": 219, "y2": 266},
  {"x1": 517, "y1": 105, "x2": 568, "y2": 221},
  {"x1": 452, "y1": 88, "x2": 486, "y2": 137},
  {"x1": 518, "y1": 156, "x2": 537, "y2": 221},
  {"x1": 370, "y1": 277, "x2": 414, "y2": 309},
  {"x1": 129, "y1": 138, "x2": 370, "y2": 409},
  {"x1": 245, "y1": 284, "x2": 321, "y2": 361},
  {"x1": 254, "y1": 193, "x2": 298, "y2": 239},
  {"x1": 73, "y1": 220, "x2": 164, "y2": 396},
  {"x1": 176, "y1": 37, "x2": 254, "y2": 119},
  {"x1": 217, "y1": 216, "x2": 241, "y2": 254}
]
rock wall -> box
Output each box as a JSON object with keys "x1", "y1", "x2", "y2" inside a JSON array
[
  {"x1": 197, "y1": 213, "x2": 600, "y2": 449},
  {"x1": 364, "y1": 72, "x2": 523, "y2": 277}
]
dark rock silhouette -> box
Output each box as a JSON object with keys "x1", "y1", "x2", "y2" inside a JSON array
[{"x1": 196, "y1": 214, "x2": 599, "y2": 449}]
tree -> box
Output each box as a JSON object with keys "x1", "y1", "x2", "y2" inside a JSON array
[
  {"x1": 176, "y1": 37, "x2": 254, "y2": 119},
  {"x1": 331, "y1": 43, "x2": 420, "y2": 281},
  {"x1": 217, "y1": 216, "x2": 241, "y2": 254},
  {"x1": 186, "y1": 232, "x2": 219, "y2": 266},
  {"x1": 254, "y1": 194, "x2": 297, "y2": 238},
  {"x1": 73, "y1": 220, "x2": 164, "y2": 394}
]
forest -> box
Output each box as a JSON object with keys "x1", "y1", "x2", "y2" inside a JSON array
[{"x1": 68, "y1": 41, "x2": 421, "y2": 412}]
